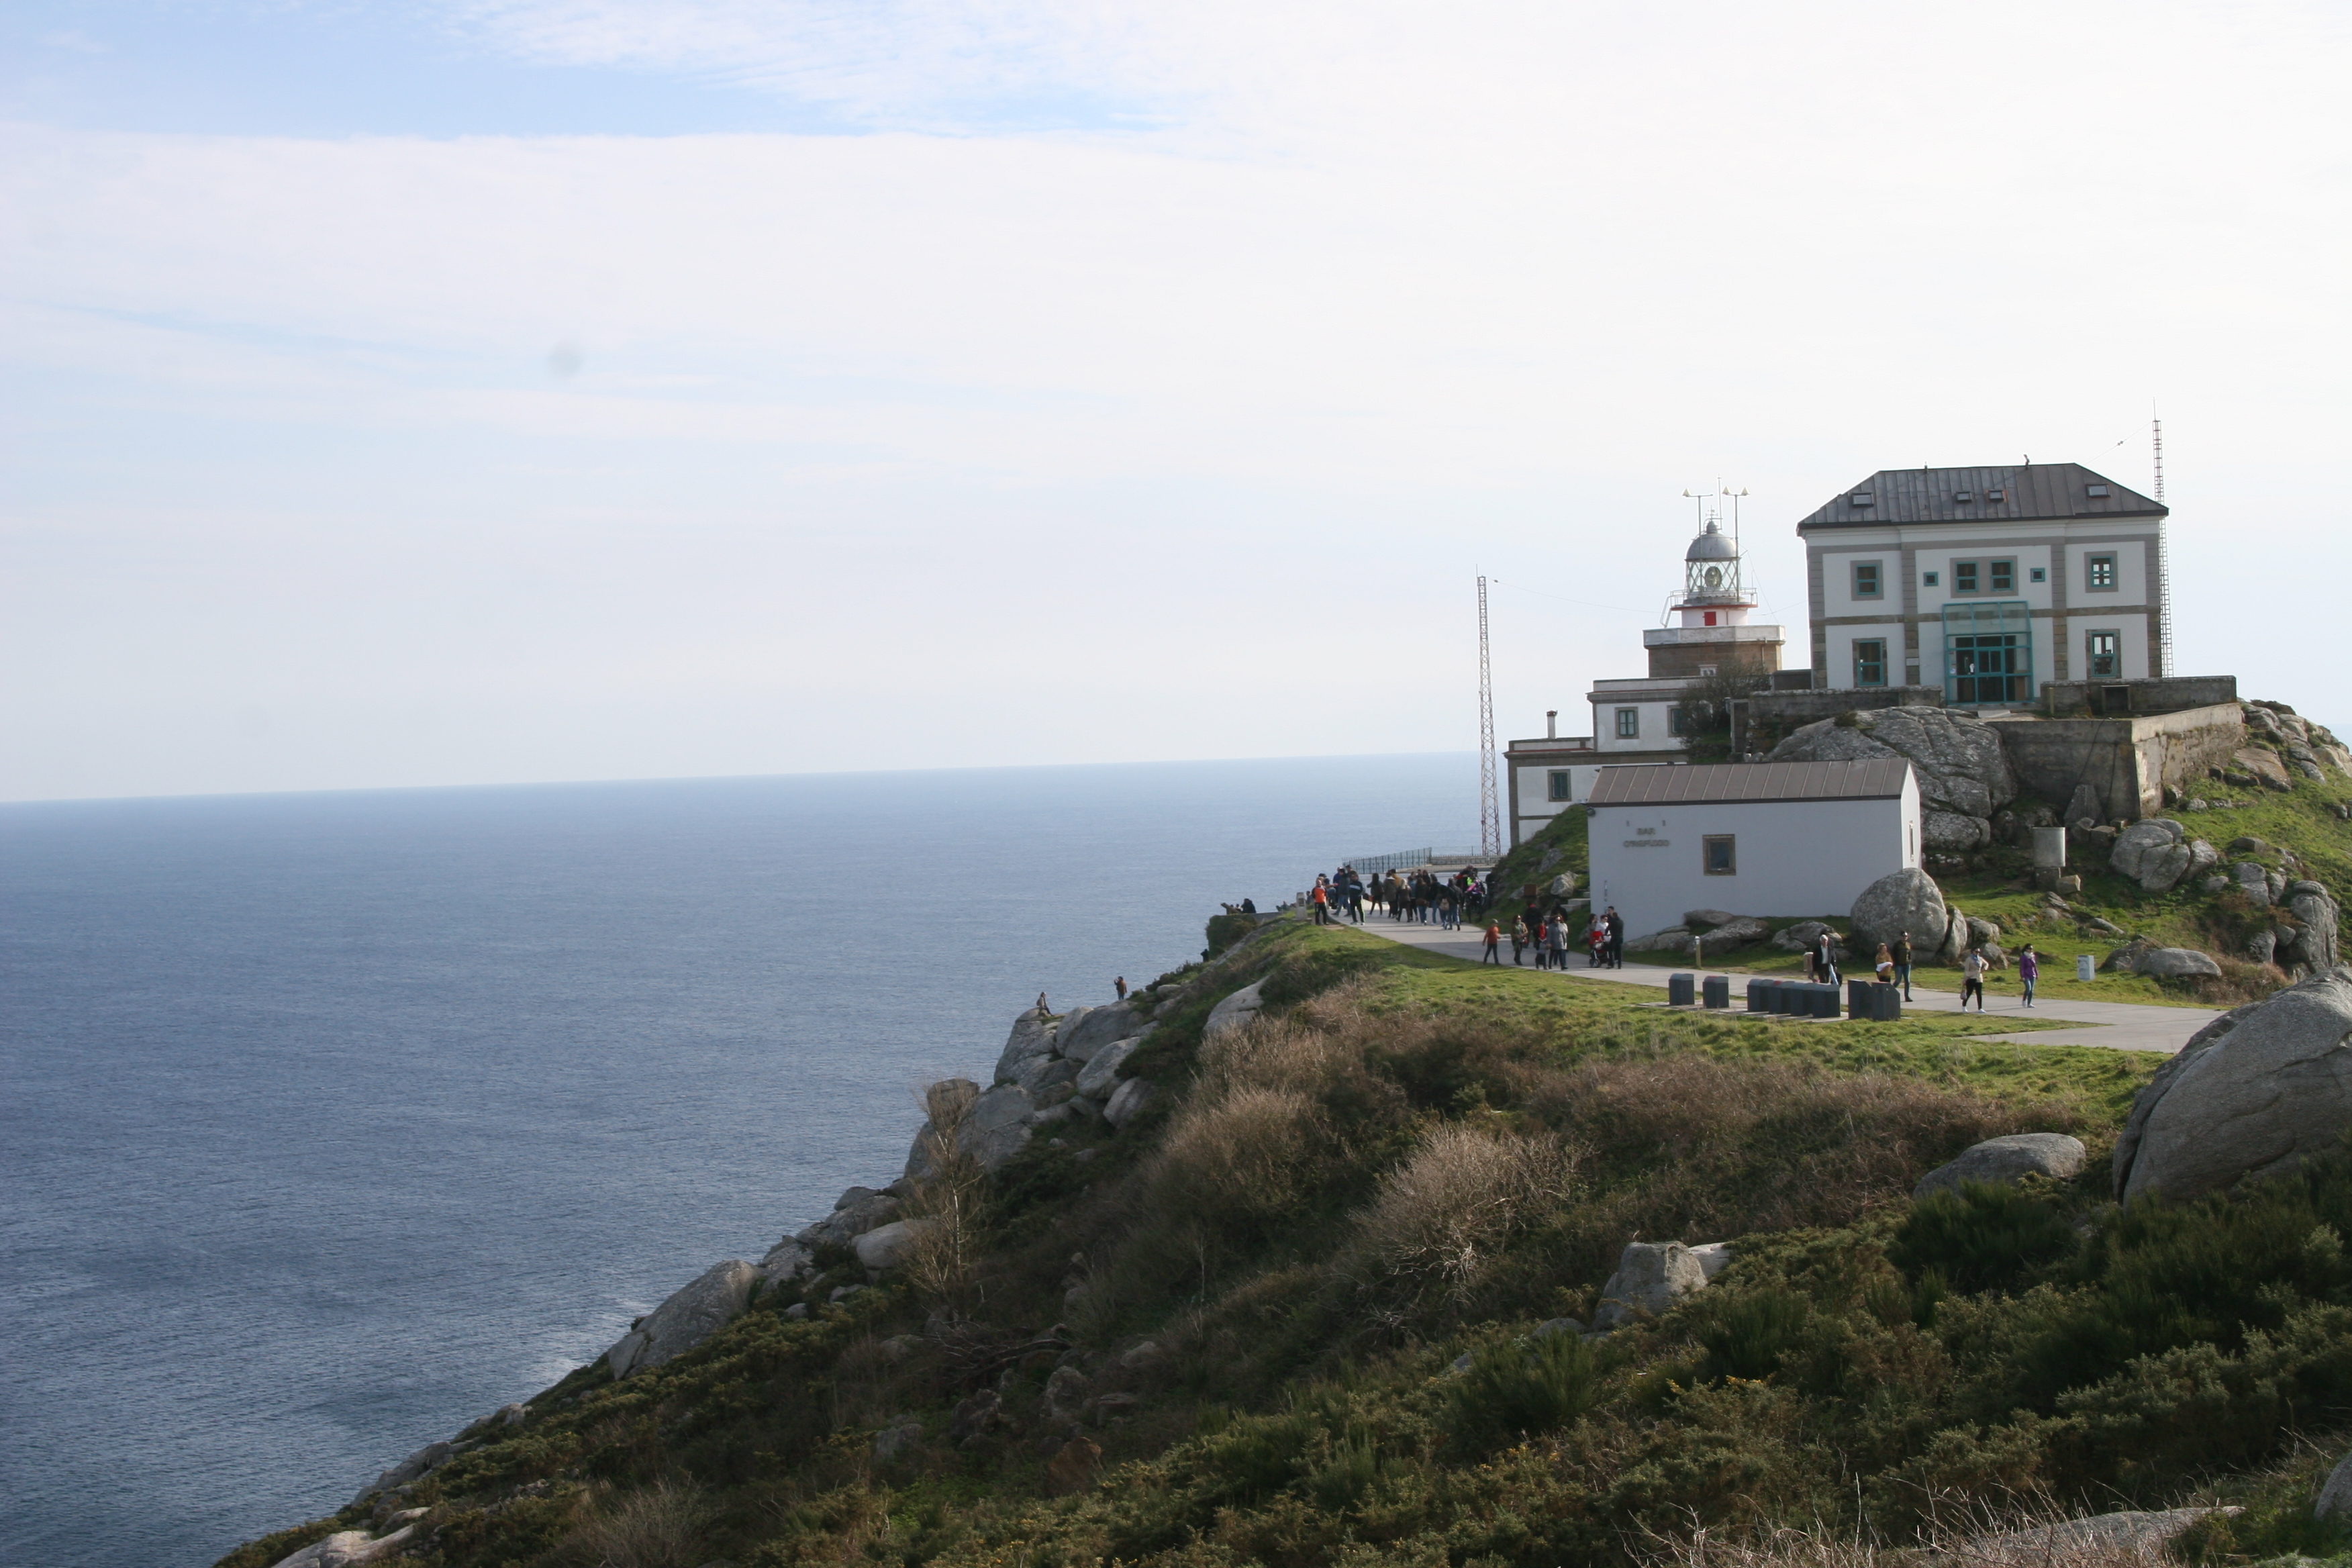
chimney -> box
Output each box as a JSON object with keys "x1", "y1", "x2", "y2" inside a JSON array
[{"x1": 1545, "y1": 710, "x2": 1558, "y2": 739}]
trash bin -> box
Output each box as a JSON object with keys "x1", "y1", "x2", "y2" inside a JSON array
[
  {"x1": 1746, "y1": 977, "x2": 1771, "y2": 1012},
  {"x1": 2077, "y1": 953, "x2": 2096, "y2": 982},
  {"x1": 1766, "y1": 979, "x2": 1794, "y2": 1014},
  {"x1": 1703, "y1": 974, "x2": 1732, "y2": 1010},
  {"x1": 1871, "y1": 982, "x2": 1904, "y2": 1021},
  {"x1": 1812, "y1": 983, "x2": 1843, "y2": 1018},
  {"x1": 1847, "y1": 979, "x2": 1875, "y2": 1018},
  {"x1": 1668, "y1": 972, "x2": 1696, "y2": 1007}
]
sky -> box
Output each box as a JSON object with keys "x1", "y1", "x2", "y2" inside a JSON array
[{"x1": 3, "y1": 0, "x2": 2348, "y2": 803}]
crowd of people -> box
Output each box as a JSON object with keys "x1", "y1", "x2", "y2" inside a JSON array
[
  {"x1": 1308, "y1": 865, "x2": 1489, "y2": 928},
  {"x1": 1303, "y1": 869, "x2": 2045, "y2": 1014}
]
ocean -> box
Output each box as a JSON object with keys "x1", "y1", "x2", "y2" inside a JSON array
[{"x1": 0, "y1": 755, "x2": 1478, "y2": 1567}]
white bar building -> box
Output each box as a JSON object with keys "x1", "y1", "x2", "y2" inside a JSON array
[{"x1": 1585, "y1": 759, "x2": 1921, "y2": 938}]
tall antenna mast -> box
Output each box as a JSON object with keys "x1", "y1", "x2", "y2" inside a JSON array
[
  {"x1": 1477, "y1": 575, "x2": 1500, "y2": 859},
  {"x1": 2153, "y1": 414, "x2": 2172, "y2": 677}
]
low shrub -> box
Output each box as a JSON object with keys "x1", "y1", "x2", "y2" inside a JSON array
[
  {"x1": 1448, "y1": 1329, "x2": 1602, "y2": 1445},
  {"x1": 1891, "y1": 1181, "x2": 2079, "y2": 1294}
]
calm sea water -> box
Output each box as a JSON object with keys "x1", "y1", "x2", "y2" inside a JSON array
[{"x1": 0, "y1": 755, "x2": 1477, "y2": 1567}]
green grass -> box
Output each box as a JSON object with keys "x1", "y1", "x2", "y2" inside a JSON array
[{"x1": 1292, "y1": 920, "x2": 2160, "y2": 1122}]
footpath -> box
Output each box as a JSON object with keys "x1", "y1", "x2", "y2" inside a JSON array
[{"x1": 1345, "y1": 914, "x2": 2218, "y2": 1055}]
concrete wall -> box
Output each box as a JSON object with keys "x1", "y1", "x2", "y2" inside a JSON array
[
  {"x1": 1990, "y1": 702, "x2": 2245, "y2": 821},
  {"x1": 1586, "y1": 779, "x2": 1920, "y2": 938},
  {"x1": 2043, "y1": 675, "x2": 2238, "y2": 718}
]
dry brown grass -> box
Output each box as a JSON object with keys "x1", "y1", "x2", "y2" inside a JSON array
[
  {"x1": 901, "y1": 1079, "x2": 987, "y2": 1308},
  {"x1": 569, "y1": 1480, "x2": 712, "y2": 1568},
  {"x1": 1345, "y1": 1124, "x2": 1579, "y2": 1300},
  {"x1": 1145, "y1": 1083, "x2": 1325, "y2": 1229},
  {"x1": 1643, "y1": 1502, "x2": 2215, "y2": 1568}
]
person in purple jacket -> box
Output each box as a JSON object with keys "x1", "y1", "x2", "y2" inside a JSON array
[{"x1": 2017, "y1": 944, "x2": 2040, "y2": 1007}]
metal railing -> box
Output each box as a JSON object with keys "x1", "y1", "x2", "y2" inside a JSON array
[{"x1": 1342, "y1": 848, "x2": 1498, "y2": 875}]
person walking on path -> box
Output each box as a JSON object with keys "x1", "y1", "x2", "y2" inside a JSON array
[
  {"x1": 1873, "y1": 944, "x2": 1894, "y2": 984},
  {"x1": 1813, "y1": 930, "x2": 1842, "y2": 989},
  {"x1": 2017, "y1": 944, "x2": 2039, "y2": 1007},
  {"x1": 1312, "y1": 877, "x2": 1330, "y2": 926},
  {"x1": 1959, "y1": 946, "x2": 1988, "y2": 1011},
  {"x1": 1604, "y1": 907, "x2": 1624, "y2": 968},
  {"x1": 1547, "y1": 917, "x2": 1569, "y2": 970},
  {"x1": 1481, "y1": 920, "x2": 1503, "y2": 964},
  {"x1": 1510, "y1": 916, "x2": 1530, "y2": 965},
  {"x1": 1893, "y1": 933, "x2": 1914, "y2": 1000},
  {"x1": 1588, "y1": 913, "x2": 1607, "y2": 967}
]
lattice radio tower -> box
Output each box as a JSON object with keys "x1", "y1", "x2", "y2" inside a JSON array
[
  {"x1": 2153, "y1": 415, "x2": 2173, "y2": 677},
  {"x1": 1477, "y1": 575, "x2": 1500, "y2": 859}
]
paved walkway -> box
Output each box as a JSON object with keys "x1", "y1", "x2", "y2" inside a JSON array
[{"x1": 1344, "y1": 914, "x2": 2218, "y2": 1055}]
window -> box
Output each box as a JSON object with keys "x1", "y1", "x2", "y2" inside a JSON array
[
  {"x1": 2086, "y1": 484, "x2": 2110, "y2": 498},
  {"x1": 2087, "y1": 552, "x2": 2118, "y2": 591},
  {"x1": 1615, "y1": 707, "x2": 1640, "y2": 739},
  {"x1": 1703, "y1": 835, "x2": 1737, "y2": 875},
  {"x1": 1987, "y1": 487, "x2": 2006, "y2": 501},
  {"x1": 2029, "y1": 567, "x2": 2047, "y2": 583},
  {"x1": 1954, "y1": 560, "x2": 1980, "y2": 593},
  {"x1": 1922, "y1": 570, "x2": 1941, "y2": 587},
  {"x1": 1990, "y1": 558, "x2": 2015, "y2": 593},
  {"x1": 1853, "y1": 638, "x2": 1888, "y2": 688},
  {"x1": 2086, "y1": 630, "x2": 2120, "y2": 679},
  {"x1": 1547, "y1": 770, "x2": 1573, "y2": 802},
  {"x1": 1667, "y1": 705, "x2": 1687, "y2": 736},
  {"x1": 1851, "y1": 491, "x2": 1873, "y2": 507},
  {"x1": 1954, "y1": 489, "x2": 1973, "y2": 503},
  {"x1": 1852, "y1": 560, "x2": 1883, "y2": 599}
]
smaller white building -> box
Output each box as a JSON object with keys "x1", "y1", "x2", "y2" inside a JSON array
[{"x1": 1585, "y1": 759, "x2": 1920, "y2": 938}]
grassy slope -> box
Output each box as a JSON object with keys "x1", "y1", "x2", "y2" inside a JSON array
[{"x1": 224, "y1": 916, "x2": 2291, "y2": 1568}]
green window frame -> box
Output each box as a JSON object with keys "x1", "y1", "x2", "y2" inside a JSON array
[
  {"x1": 1943, "y1": 601, "x2": 2034, "y2": 705},
  {"x1": 1852, "y1": 560, "x2": 1883, "y2": 599},
  {"x1": 1990, "y1": 558, "x2": 2016, "y2": 593},
  {"x1": 1953, "y1": 560, "x2": 1981, "y2": 594},
  {"x1": 1704, "y1": 835, "x2": 1736, "y2": 875},
  {"x1": 1547, "y1": 770, "x2": 1573, "y2": 802},
  {"x1": 2086, "y1": 552, "x2": 2118, "y2": 591},
  {"x1": 1853, "y1": 638, "x2": 1888, "y2": 688},
  {"x1": 2086, "y1": 629, "x2": 2120, "y2": 678},
  {"x1": 1615, "y1": 707, "x2": 1640, "y2": 739}
]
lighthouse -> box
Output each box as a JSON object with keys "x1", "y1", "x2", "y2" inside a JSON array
[
  {"x1": 1636, "y1": 520, "x2": 1784, "y2": 681},
  {"x1": 1501, "y1": 506, "x2": 1788, "y2": 846}
]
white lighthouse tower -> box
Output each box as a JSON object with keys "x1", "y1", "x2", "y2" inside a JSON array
[
  {"x1": 1500, "y1": 499, "x2": 1789, "y2": 846},
  {"x1": 1585, "y1": 512, "x2": 1786, "y2": 763}
]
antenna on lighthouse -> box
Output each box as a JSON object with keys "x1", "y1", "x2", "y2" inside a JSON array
[
  {"x1": 1476, "y1": 576, "x2": 1500, "y2": 859},
  {"x1": 2153, "y1": 413, "x2": 2172, "y2": 677}
]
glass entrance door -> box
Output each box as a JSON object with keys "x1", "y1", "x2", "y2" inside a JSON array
[{"x1": 1941, "y1": 602, "x2": 2033, "y2": 705}]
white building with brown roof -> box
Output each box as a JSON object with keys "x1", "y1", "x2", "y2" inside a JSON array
[
  {"x1": 1794, "y1": 462, "x2": 2168, "y2": 704},
  {"x1": 1585, "y1": 759, "x2": 1920, "y2": 938}
]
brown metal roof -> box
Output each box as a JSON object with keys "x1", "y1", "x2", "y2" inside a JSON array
[
  {"x1": 1586, "y1": 759, "x2": 1914, "y2": 805},
  {"x1": 1795, "y1": 462, "x2": 2164, "y2": 532}
]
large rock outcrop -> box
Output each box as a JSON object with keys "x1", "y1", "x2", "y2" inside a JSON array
[
  {"x1": 1849, "y1": 869, "x2": 1948, "y2": 954},
  {"x1": 1591, "y1": 1240, "x2": 1710, "y2": 1330},
  {"x1": 2110, "y1": 818, "x2": 2217, "y2": 893},
  {"x1": 603, "y1": 1258, "x2": 758, "y2": 1379},
  {"x1": 993, "y1": 1008, "x2": 1058, "y2": 1085},
  {"x1": 2286, "y1": 882, "x2": 2342, "y2": 973},
  {"x1": 1766, "y1": 708, "x2": 2016, "y2": 848},
  {"x1": 1204, "y1": 980, "x2": 1266, "y2": 1040},
  {"x1": 2114, "y1": 969, "x2": 2352, "y2": 1203},
  {"x1": 1914, "y1": 1133, "x2": 2086, "y2": 1200}
]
